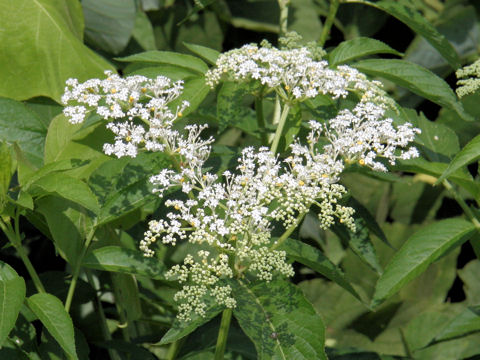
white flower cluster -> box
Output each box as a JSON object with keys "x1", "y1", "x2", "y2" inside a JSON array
[
  {"x1": 62, "y1": 71, "x2": 189, "y2": 158},
  {"x1": 456, "y1": 58, "x2": 480, "y2": 98},
  {"x1": 205, "y1": 42, "x2": 394, "y2": 108}
]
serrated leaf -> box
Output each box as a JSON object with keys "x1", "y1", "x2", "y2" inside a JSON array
[
  {"x1": 82, "y1": 0, "x2": 136, "y2": 54},
  {"x1": 183, "y1": 42, "x2": 219, "y2": 65},
  {"x1": 83, "y1": 246, "x2": 166, "y2": 279},
  {"x1": 435, "y1": 305, "x2": 480, "y2": 341},
  {"x1": 0, "y1": 277, "x2": 26, "y2": 347},
  {"x1": 278, "y1": 238, "x2": 362, "y2": 302},
  {"x1": 0, "y1": 0, "x2": 114, "y2": 102},
  {"x1": 27, "y1": 293, "x2": 78, "y2": 360},
  {"x1": 0, "y1": 98, "x2": 48, "y2": 167},
  {"x1": 348, "y1": 0, "x2": 460, "y2": 69},
  {"x1": 437, "y1": 134, "x2": 480, "y2": 184},
  {"x1": 329, "y1": 37, "x2": 402, "y2": 66},
  {"x1": 352, "y1": 59, "x2": 471, "y2": 121},
  {"x1": 217, "y1": 82, "x2": 256, "y2": 133},
  {"x1": 116, "y1": 51, "x2": 208, "y2": 74},
  {"x1": 232, "y1": 279, "x2": 326, "y2": 360},
  {"x1": 372, "y1": 219, "x2": 476, "y2": 308}
]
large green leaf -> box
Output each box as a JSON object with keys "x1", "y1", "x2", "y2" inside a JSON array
[
  {"x1": 116, "y1": 51, "x2": 208, "y2": 74},
  {"x1": 435, "y1": 305, "x2": 480, "y2": 341},
  {"x1": 132, "y1": 11, "x2": 157, "y2": 51},
  {"x1": 437, "y1": 134, "x2": 480, "y2": 184},
  {"x1": 27, "y1": 293, "x2": 78, "y2": 360},
  {"x1": 232, "y1": 279, "x2": 326, "y2": 360},
  {"x1": 278, "y1": 238, "x2": 362, "y2": 302},
  {"x1": 0, "y1": 142, "x2": 12, "y2": 210},
  {"x1": 83, "y1": 246, "x2": 166, "y2": 279},
  {"x1": 372, "y1": 219, "x2": 476, "y2": 308},
  {"x1": 169, "y1": 77, "x2": 210, "y2": 117},
  {"x1": 352, "y1": 59, "x2": 471, "y2": 121},
  {"x1": 0, "y1": 98, "x2": 48, "y2": 167},
  {"x1": 0, "y1": 0, "x2": 114, "y2": 102},
  {"x1": 347, "y1": 0, "x2": 460, "y2": 69},
  {"x1": 288, "y1": 0, "x2": 323, "y2": 42},
  {"x1": 183, "y1": 43, "x2": 220, "y2": 65},
  {"x1": 217, "y1": 82, "x2": 256, "y2": 133},
  {"x1": 82, "y1": 0, "x2": 136, "y2": 55},
  {"x1": 328, "y1": 37, "x2": 402, "y2": 66},
  {"x1": 0, "y1": 277, "x2": 26, "y2": 347}
]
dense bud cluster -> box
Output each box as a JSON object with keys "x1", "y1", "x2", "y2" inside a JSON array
[{"x1": 456, "y1": 58, "x2": 480, "y2": 98}]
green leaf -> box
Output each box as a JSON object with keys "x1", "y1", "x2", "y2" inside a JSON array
[
  {"x1": 82, "y1": 0, "x2": 136, "y2": 55},
  {"x1": 116, "y1": 51, "x2": 208, "y2": 74},
  {"x1": 372, "y1": 219, "x2": 476, "y2": 308},
  {"x1": 27, "y1": 293, "x2": 78, "y2": 360},
  {"x1": 288, "y1": 0, "x2": 323, "y2": 42},
  {"x1": 29, "y1": 173, "x2": 100, "y2": 214},
  {"x1": 111, "y1": 273, "x2": 142, "y2": 323},
  {"x1": 0, "y1": 142, "x2": 12, "y2": 209},
  {"x1": 437, "y1": 134, "x2": 480, "y2": 184},
  {"x1": 132, "y1": 11, "x2": 157, "y2": 51},
  {"x1": 0, "y1": 261, "x2": 20, "y2": 281},
  {"x1": 348, "y1": 0, "x2": 460, "y2": 69},
  {"x1": 169, "y1": 77, "x2": 210, "y2": 117},
  {"x1": 278, "y1": 238, "x2": 362, "y2": 302},
  {"x1": 435, "y1": 305, "x2": 480, "y2": 341},
  {"x1": 183, "y1": 42, "x2": 220, "y2": 65},
  {"x1": 0, "y1": 0, "x2": 114, "y2": 102},
  {"x1": 159, "y1": 304, "x2": 223, "y2": 345},
  {"x1": 328, "y1": 37, "x2": 402, "y2": 66},
  {"x1": 90, "y1": 152, "x2": 169, "y2": 225},
  {"x1": 353, "y1": 59, "x2": 471, "y2": 121},
  {"x1": 231, "y1": 279, "x2": 326, "y2": 360},
  {"x1": 36, "y1": 196, "x2": 92, "y2": 267},
  {"x1": 0, "y1": 277, "x2": 26, "y2": 347},
  {"x1": 83, "y1": 246, "x2": 166, "y2": 279},
  {"x1": 0, "y1": 98, "x2": 48, "y2": 167}
]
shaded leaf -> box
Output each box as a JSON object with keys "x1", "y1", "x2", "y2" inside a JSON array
[
  {"x1": 329, "y1": 37, "x2": 402, "y2": 66},
  {"x1": 132, "y1": 11, "x2": 157, "y2": 51},
  {"x1": 27, "y1": 293, "x2": 78, "y2": 360},
  {"x1": 82, "y1": 0, "x2": 136, "y2": 54},
  {"x1": 232, "y1": 279, "x2": 326, "y2": 360},
  {"x1": 278, "y1": 238, "x2": 362, "y2": 302},
  {"x1": 83, "y1": 246, "x2": 166, "y2": 280},
  {"x1": 435, "y1": 305, "x2": 480, "y2": 341},
  {"x1": 372, "y1": 219, "x2": 476, "y2": 308},
  {"x1": 348, "y1": 0, "x2": 460, "y2": 68}
]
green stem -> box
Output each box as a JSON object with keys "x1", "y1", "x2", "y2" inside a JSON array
[
  {"x1": 214, "y1": 308, "x2": 233, "y2": 360},
  {"x1": 442, "y1": 180, "x2": 480, "y2": 259},
  {"x1": 255, "y1": 97, "x2": 269, "y2": 146},
  {"x1": 64, "y1": 224, "x2": 96, "y2": 312},
  {"x1": 319, "y1": 0, "x2": 340, "y2": 46},
  {"x1": 278, "y1": 0, "x2": 289, "y2": 37},
  {"x1": 0, "y1": 215, "x2": 46, "y2": 293},
  {"x1": 272, "y1": 212, "x2": 306, "y2": 250},
  {"x1": 270, "y1": 103, "x2": 291, "y2": 154},
  {"x1": 166, "y1": 339, "x2": 184, "y2": 360}
]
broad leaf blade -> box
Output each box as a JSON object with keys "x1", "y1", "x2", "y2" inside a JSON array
[
  {"x1": 349, "y1": 0, "x2": 460, "y2": 69},
  {"x1": 329, "y1": 37, "x2": 402, "y2": 66},
  {"x1": 116, "y1": 51, "x2": 208, "y2": 74},
  {"x1": 183, "y1": 42, "x2": 220, "y2": 65},
  {"x1": 437, "y1": 134, "x2": 480, "y2": 184},
  {"x1": 372, "y1": 219, "x2": 476, "y2": 308},
  {"x1": 278, "y1": 238, "x2": 362, "y2": 302},
  {"x1": 0, "y1": 277, "x2": 26, "y2": 347},
  {"x1": 352, "y1": 59, "x2": 471, "y2": 121},
  {"x1": 82, "y1": 0, "x2": 136, "y2": 54},
  {"x1": 0, "y1": 0, "x2": 114, "y2": 102},
  {"x1": 83, "y1": 246, "x2": 166, "y2": 279},
  {"x1": 27, "y1": 293, "x2": 78, "y2": 360},
  {"x1": 232, "y1": 279, "x2": 326, "y2": 360},
  {"x1": 435, "y1": 305, "x2": 480, "y2": 341}
]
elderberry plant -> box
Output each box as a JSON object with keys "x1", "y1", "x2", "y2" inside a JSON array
[{"x1": 62, "y1": 41, "x2": 420, "y2": 322}]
